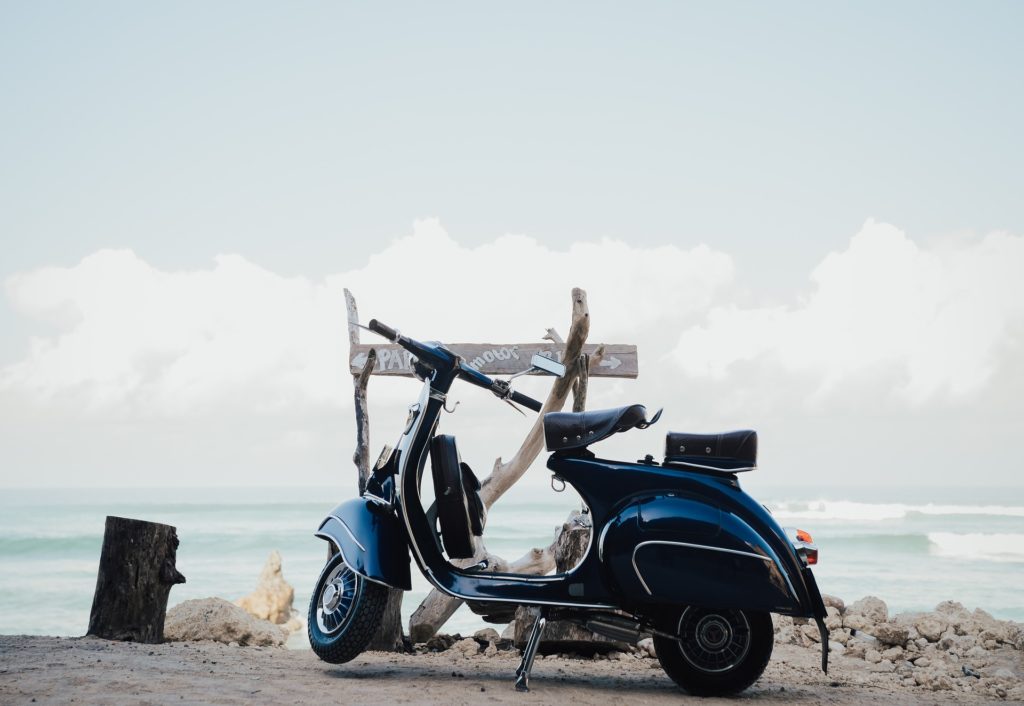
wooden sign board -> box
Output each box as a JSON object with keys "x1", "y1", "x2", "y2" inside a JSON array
[{"x1": 350, "y1": 343, "x2": 638, "y2": 379}]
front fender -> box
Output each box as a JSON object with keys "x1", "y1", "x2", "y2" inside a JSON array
[{"x1": 315, "y1": 497, "x2": 411, "y2": 590}]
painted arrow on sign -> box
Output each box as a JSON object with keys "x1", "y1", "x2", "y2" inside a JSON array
[{"x1": 349, "y1": 343, "x2": 638, "y2": 378}]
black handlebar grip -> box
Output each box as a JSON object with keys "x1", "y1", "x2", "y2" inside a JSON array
[
  {"x1": 510, "y1": 390, "x2": 543, "y2": 413},
  {"x1": 368, "y1": 319, "x2": 399, "y2": 341}
]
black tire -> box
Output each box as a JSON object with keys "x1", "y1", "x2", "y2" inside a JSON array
[
  {"x1": 307, "y1": 552, "x2": 388, "y2": 664},
  {"x1": 653, "y1": 606, "x2": 773, "y2": 696}
]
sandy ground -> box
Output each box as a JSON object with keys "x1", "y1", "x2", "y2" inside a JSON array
[{"x1": 0, "y1": 635, "x2": 1013, "y2": 706}]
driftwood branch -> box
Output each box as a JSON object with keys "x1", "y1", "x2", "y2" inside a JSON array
[
  {"x1": 344, "y1": 288, "x2": 404, "y2": 651},
  {"x1": 409, "y1": 288, "x2": 591, "y2": 641}
]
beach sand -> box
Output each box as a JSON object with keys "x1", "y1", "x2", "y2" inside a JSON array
[{"x1": 1, "y1": 634, "x2": 1016, "y2": 705}]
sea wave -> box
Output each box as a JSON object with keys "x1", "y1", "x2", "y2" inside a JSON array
[
  {"x1": 927, "y1": 532, "x2": 1024, "y2": 562},
  {"x1": 769, "y1": 499, "x2": 1024, "y2": 522}
]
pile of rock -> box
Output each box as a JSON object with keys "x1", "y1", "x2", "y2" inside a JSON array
[
  {"x1": 775, "y1": 595, "x2": 1023, "y2": 700},
  {"x1": 163, "y1": 550, "x2": 303, "y2": 647}
]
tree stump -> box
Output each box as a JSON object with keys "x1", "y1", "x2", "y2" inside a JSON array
[{"x1": 87, "y1": 516, "x2": 186, "y2": 643}]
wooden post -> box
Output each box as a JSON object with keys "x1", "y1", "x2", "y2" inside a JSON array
[
  {"x1": 344, "y1": 288, "x2": 405, "y2": 651},
  {"x1": 87, "y1": 516, "x2": 185, "y2": 643}
]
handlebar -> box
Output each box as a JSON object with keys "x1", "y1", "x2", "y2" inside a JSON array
[
  {"x1": 367, "y1": 318, "x2": 399, "y2": 342},
  {"x1": 367, "y1": 318, "x2": 544, "y2": 414},
  {"x1": 509, "y1": 389, "x2": 543, "y2": 413}
]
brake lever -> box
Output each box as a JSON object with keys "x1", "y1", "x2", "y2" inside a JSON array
[{"x1": 503, "y1": 398, "x2": 527, "y2": 417}]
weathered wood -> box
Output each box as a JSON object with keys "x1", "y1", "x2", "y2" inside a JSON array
[
  {"x1": 87, "y1": 516, "x2": 185, "y2": 643},
  {"x1": 408, "y1": 289, "x2": 592, "y2": 641},
  {"x1": 513, "y1": 512, "x2": 627, "y2": 654},
  {"x1": 572, "y1": 354, "x2": 589, "y2": 413},
  {"x1": 344, "y1": 288, "x2": 404, "y2": 651},
  {"x1": 352, "y1": 348, "x2": 377, "y2": 495},
  {"x1": 349, "y1": 342, "x2": 637, "y2": 378}
]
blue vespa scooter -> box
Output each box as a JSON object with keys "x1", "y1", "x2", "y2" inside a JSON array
[{"x1": 309, "y1": 319, "x2": 828, "y2": 695}]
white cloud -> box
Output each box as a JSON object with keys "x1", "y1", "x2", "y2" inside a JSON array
[
  {"x1": 3, "y1": 218, "x2": 1022, "y2": 488},
  {"x1": 1, "y1": 219, "x2": 734, "y2": 419},
  {"x1": 672, "y1": 220, "x2": 1024, "y2": 405}
]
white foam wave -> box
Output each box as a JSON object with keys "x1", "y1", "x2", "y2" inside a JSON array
[
  {"x1": 768, "y1": 499, "x2": 1024, "y2": 522},
  {"x1": 927, "y1": 533, "x2": 1024, "y2": 562}
]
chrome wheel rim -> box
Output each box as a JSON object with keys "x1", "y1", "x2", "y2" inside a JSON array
[
  {"x1": 316, "y1": 560, "x2": 360, "y2": 635},
  {"x1": 676, "y1": 607, "x2": 751, "y2": 673}
]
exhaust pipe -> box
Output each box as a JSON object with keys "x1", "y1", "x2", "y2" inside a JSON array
[{"x1": 582, "y1": 614, "x2": 642, "y2": 643}]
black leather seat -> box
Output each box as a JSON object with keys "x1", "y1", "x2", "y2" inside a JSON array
[
  {"x1": 544, "y1": 404, "x2": 661, "y2": 452},
  {"x1": 664, "y1": 430, "x2": 758, "y2": 472}
]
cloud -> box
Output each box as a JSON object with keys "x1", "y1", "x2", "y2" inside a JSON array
[
  {"x1": 3, "y1": 218, "x2": 1022, "y2": 488},
  {"x1": 1, "y1": 219, "x2": 734, "y2": 419},
  {"x1": 672, "y1": 220, "x2": 1024, "y2": 405}
]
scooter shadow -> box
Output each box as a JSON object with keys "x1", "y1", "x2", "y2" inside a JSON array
[{"x1": 320, "y1": 657, "x2": 799, "y2": 701}]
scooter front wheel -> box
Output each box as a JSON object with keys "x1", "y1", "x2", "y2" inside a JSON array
[
  {"x1": 308, "y1": 552, "x2": 388, "y2": 664},
  {"x1": 653, "y1": 606, "x2": 773, "y2": 696}
]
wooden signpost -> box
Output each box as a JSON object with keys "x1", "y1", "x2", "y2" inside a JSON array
[{"x1": 349, "y1": 342, "x2": 638, "y2": 379}]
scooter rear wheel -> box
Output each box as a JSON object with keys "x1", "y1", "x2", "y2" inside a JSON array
[
  {"x1": 653, "y1": 606, "x2": 773, "y2": 696},
  {"x1": 308, "y1": 552, "x2": 388, "y2": 664}
]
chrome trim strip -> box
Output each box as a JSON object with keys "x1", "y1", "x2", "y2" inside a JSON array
[
  {"x1": 666, "y1": 461, "x2": 757, "y2": 473},
  {"x1": 630, "y1": 540, "x2": 775, "y2": 597},
  {"x1": 424, "y1": 568, "x2": 616, "y2": 610},
  {"x1": 597, "y1": 520, "x2": 612, "y2": 562},
  {"x1": 312, "y1": 531, "x2": 389, "y2": 588},
  {"x1": 363, "y1": 493, "x2": 390, "y2": 507},
  {"x1": 327, "y1": 514, "x2": 367, "y2": 553}
]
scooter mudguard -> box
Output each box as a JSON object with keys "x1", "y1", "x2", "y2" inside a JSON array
[
  {"x1": 602, "y1": 493, "x2": 812, "y2": 616},
  {"x1": 315, "y1": 497, "x2": 411, "y2": 590}
]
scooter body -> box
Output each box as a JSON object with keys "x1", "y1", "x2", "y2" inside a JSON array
[{"x1": 311, "y1": 321, "x2": 827, "y2": 694}]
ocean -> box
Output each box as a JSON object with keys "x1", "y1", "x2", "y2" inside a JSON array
[{"x1": 1, "y1": 481, "x2": 1021, "y2": 647}]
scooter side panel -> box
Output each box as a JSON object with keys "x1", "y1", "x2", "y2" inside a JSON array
[
  {"x1": 603, "y1": 494, "x2": 803, "y2": 614},
  {"x1": 316, "y1": 497, "x2": 411, "y2": 590}
]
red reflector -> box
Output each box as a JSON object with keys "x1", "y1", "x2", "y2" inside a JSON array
[
  {"x1": 796, "y1": 529, "x2": 813, "y2": 544},
  {"x1": 806, "y1": 552, "x2": 818, "y2": 565}
]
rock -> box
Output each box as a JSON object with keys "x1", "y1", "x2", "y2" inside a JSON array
[
  {"x1": 828, "y1": 640, "x2": 845, "y2": 656},
  {"x1": 915, "y1": 615, "x2": 948, "y2": 642},
  {"x1": 865, "y1": 648, "x2": 882, "y2": 664},
  {"x1": 844, "y1": 643, "x2": 867, "y2": 660},
  {"x1": 966, "y1": 645, "x2": 988, "y2": 660},
  {"x1": 935, "y1": 600, "x2": 966, "y2": 616},
  {"x1": 881, "y1": 646, "x2": 904, "y2": 662},
  {"x1": 452, "y1": 637, "x2": 480, "y2": 657},
  {"x1": 822, "y1": 594, "x2": 846, "y2": 613},
  {"x1": 425, "y1": 634, "x2": 458, "y2": 651},
  {"x1": 473, "y1": 628, "x2": 500, "y2": 644},
  {"x1": 989, "y1": 667, "x2": 1015, "y2": 680},
  {"x1": 871, "y1": 623, "x2": 910, "y2": 647},
  {"x1": 801, "y1": 623, "x2": 821, "y2": 643},
  {"x1": 824, "y1": 606, "x2": 843, "y2": 632},
  {"x1": 500, "y1": 622, "x2": 516, "y2": 641},
  {"x1": 913, "y1": 657, "x2": 931, "y2": 668},
  {"x1": 845, "y1": 597, "x2": 888, "y2": 631},
  {"x1": 164, "y1": 598, "x2": 287, "y2": 647},
  {"x1": 637, "y1": 637, "x2": 656, "y2": 659},
  {"x1": 608, "y1": 650, "x2": 628, "y2": 661},
  {"x1": 235, "y1": 551, "x2": 295, "y2": 625},
  {"x1": 832, "y1": 628, "x2": 852, "y2": 645},
  {"x1": 483, "y1": 642, "x2": 498, "y2": 657},
  {"x1": 915, "y1": 671, "x2": 954, "y2": 691}
]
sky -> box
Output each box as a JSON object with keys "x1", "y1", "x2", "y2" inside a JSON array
[{"x1": 1, "y1": 2, "x2": 1022, "y2": 490}]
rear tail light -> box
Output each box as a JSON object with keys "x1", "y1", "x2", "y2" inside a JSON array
[{"x1": 784, "y1": 526, "x2": 819, "y2": 566}]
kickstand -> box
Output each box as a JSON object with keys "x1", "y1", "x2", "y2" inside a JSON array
[{"x1": 514, "y1": 607, "x2": 548, "y2": 692}]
